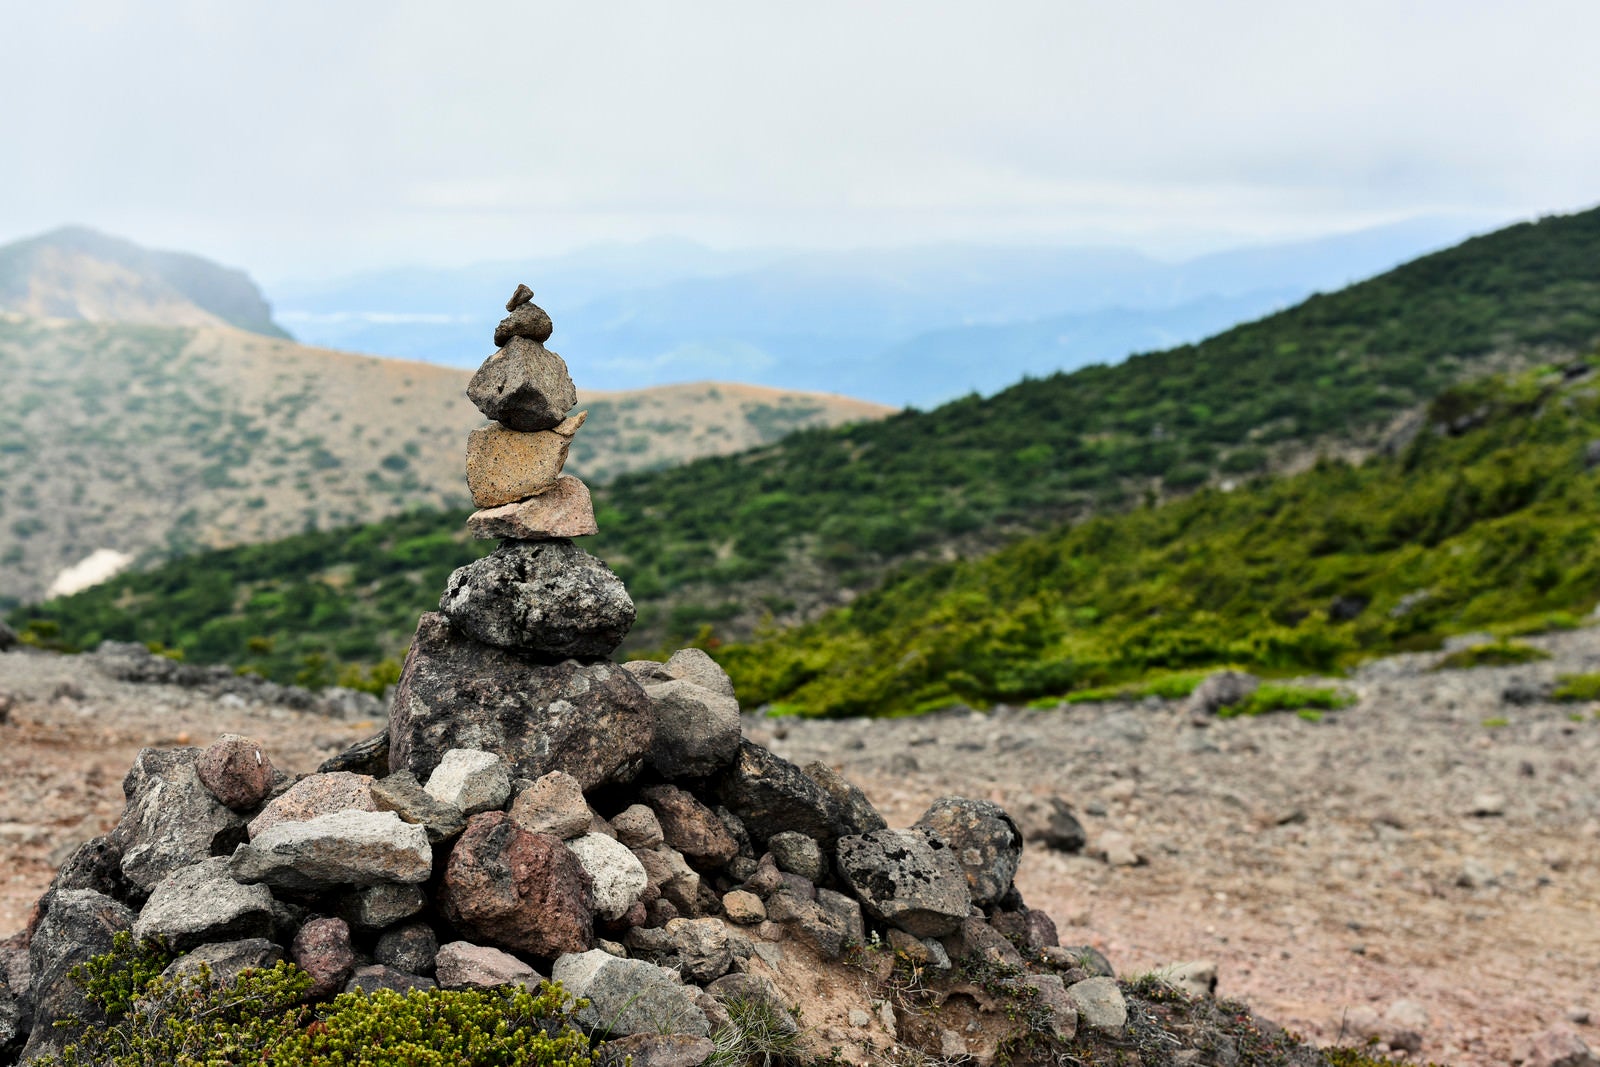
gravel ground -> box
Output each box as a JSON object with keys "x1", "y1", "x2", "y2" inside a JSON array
[{"x1": 3, "y1": 633, "x2": 1598, "y2": 1064}]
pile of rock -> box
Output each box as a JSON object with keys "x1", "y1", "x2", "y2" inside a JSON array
[{"x1": 0, "y1": 288, "x2": 1113, "y2": 1066}]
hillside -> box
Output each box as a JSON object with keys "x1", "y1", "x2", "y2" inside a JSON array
[
  {"x1": 0, "y1": 226, "x2": 290, "y2": 337},
  {"x1": 12, "y1": 205, "x2": 1600, "y2": 685},
  {"x1": 0, "y1": 316, "x2": 888, "y2": 607},
  {"x1": 720, "y1": 360, "x2": 1600, "y2": 715}
]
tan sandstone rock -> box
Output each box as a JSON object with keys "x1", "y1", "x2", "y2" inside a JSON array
[
  {"x1": 466, "y1": 474, "x2": 598, "y2": 540},
  {"x1": 464, "y1": 411, "x2": 587, "y2": 508}
]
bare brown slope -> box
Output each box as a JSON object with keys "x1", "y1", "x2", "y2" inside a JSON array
[{"x1": 0, "y1": 315, "x2": 890, "y2": 604}]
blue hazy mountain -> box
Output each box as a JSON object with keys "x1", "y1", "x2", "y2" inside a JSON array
[{"x1": 269, "y1": 216, "x2": 1487, "y2": 407}]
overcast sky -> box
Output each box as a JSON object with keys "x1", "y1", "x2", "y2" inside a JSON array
[{"x1": 4, "y1": 1, "x2": 1598, "y2": 279}]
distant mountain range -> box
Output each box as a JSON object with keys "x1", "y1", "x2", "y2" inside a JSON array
[{"x1": 269, "y1": 216, "x2": 1489, "y2": 407}]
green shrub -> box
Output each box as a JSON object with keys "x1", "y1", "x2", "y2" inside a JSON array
[
  {"x1": 41, "y1": 936, "x2": 593, "y2": 1067},
  {"x1": 1433, "y1": 640, "x2": 1551, "y2": 670},
  {"x1": 1552, "y1": 671, "x2": 1600, "y2": 701},
  {"x1": 1218, "y1": 683, "x2": 1354, "y2": 719}
]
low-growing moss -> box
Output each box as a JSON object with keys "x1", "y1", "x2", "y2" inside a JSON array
[
  {"x1": 1552, "y1": 671, "x2": 1600, "y2": 701},
  {"x1": 1433, "y1": 640, "x2": 1551, "y2": 670}
]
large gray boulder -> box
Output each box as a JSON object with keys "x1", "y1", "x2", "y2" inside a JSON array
[
  {"x1": 914, "y1": 796, "x2": 1023, "y2": 907},
  {"x1": 835, "y1": 828, "x2": 971, "y2": 938},
  {"x1": 469, "y1": 336, "x2": 574, "y2": 430},
  {"x1": 636, "y1": 678, "x2": 741, "y2": 781},
  {"x1": 22, "y1": 890, "x2": 134, "y2": 1063},
  {"x1": 553, "y1": 950, "x2": 710, "y2": 1038},
  {"x1": 439, "y1": 541, "x2": 635, "y2": 658},
  {"x1": 108, "y1": 748, "x2": 248, "y2": 898},
  {"x1": 229, "y1": 809, "x2": 433, "y2": 891},
  {"x1": 389, "y1": 614, "x2": 654, "y2": 790},
  {"x1": 132, "y1": 858, "x2": 275, "y2": 952}
]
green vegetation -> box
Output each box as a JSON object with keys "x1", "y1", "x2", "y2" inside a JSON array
[
  {"x1": 12, "y1": 207, "x2": 1600, "y2": 686},
  {"x1": 42, "y1": 935, "x2": 593, "y2": 1067},
  {"x1": 706, "y1": 994, "x2": 807, "y2": 1067},
  {"x1": 1433, "y1": 639, "x2": 1551, "y2": 670},
  {"x1": 1552, "y1": 671, "x2": 1600, "y2": 702},
  {"x1": 1217, "y1": 684, "x2": 1354, "y2": 720},
  {"x1": 716, "y1": 362, "x2": 1600, "y2": 715}
]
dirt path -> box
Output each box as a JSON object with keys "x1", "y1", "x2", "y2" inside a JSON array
[{"x1": 3, "y1": 633, "x2": 1598, "y2": 1064}]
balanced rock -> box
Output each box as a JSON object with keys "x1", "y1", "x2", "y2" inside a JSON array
[
  {"x1": 914, "y1": 796, "x2": 1023, "y2": 907},
  {"x1": 249, "y1": 771, "x2": 376, "y2": 839},
  {"x1": 196, "y1": 734, "x2": 275, "y2": 811},
  {"x1": 493, "y1": 303, "x2": 556, "y2": 348},
  {"x1": 424, "y1": 749, "x2": 512, "y2": 816},
  {"x1": 230, "y1": 809, "x2": 432, "y2": 891},
  {"x1": 435, "y1": 941, "x2": 542, "y2": 989},
  {"x1": 108, "y1": 747, "x2": 248, "y2": 897},
  {"x1": 505, "y1": 283, "x2": 534, "y2": 312},
  {"x1": 835, "y1": 828, "x2": 971, "y2": 938},
  {"x1": 390, "y1": 613, "x2": 652, "y2": 790},
  {"x1": 439, "y1": 812, "x2": 594, "y2": 957},
  {"x1": 469, "y1": 336, "x2": 573, "y2": 430},
  {"x1": 464, "y1": 411, "x2": 586, "y2": 508},
  {"x1": 467, "y1": 474, "x2": 599, "y2": 540},
  {"x1": 553, "y1": 950, "x2": 710, "y2": 1038},
  {"x1": 440, "y1": 540, "x2": 635, "y2": 658},
  {"x1": 132, "y1": 858, "x2": 274, "y2": 952}
]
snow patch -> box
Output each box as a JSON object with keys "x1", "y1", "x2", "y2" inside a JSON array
[{"x1": 47, "y1": 548, "x2": 133, "y2": 598}]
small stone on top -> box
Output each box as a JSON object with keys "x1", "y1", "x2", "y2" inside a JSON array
[{"x1": 506, "y1": 283, "x2": 534, "y2": 312}]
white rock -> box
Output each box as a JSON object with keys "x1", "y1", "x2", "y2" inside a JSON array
[
  {"x1": 567, "y1": 832, "x2": 649, "y2": 920},
  {"x1": 425, "y1": 749, "x2": 512, "y2": 816}
]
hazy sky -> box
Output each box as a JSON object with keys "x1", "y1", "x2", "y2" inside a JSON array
[{"x1": 4, "y1": 1, "x2": 1598, "y2": 278}]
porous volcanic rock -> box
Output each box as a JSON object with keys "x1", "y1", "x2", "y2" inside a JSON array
[
  {"x1": 389, "y1": 613, "x2": 653, "y2": 790},
  {"x1": 439, "y1": 812, "x2": 594, "y2": 958},
  {"x1": 248, "y1": 771, "x2": 376, "y2": 839},
  {"x1": 641, "y1": 785, "x2": 740, "y2": 868},
  {"x1": 492, "y1": 303, "x2": 556, "y2": 348},
  {"x1": 195, "y1": 734, "x2": 276, "y2": 811},
  {"x1": 467, "y1": 475, "x2": 599, "y2": 540},
  {"x1": 835, "y1": 827, "x2": 971, "y2": 938},
  {"x1": 505, "y1": 283, "x2": 534, "y2": 312},
  {"x1": 715, "y1": 741, "x2": 846, "y2": 849},
  {"x1": 108, "y1": 747, "x2": 248, "y2": 898},
  {"x1": 464, "y1": 413, "x2": 585, "y2": 508},
  {"x1": 292, "y1": 917, "x2": 356, "y2": 998},
  {"x1": 914, "y1": 795, "x2": 1023, "y2": 907},
  {"x1": 439, "y1": 540, "x2": 635, "y2": 658},
  {"x1": 508, "y1": 771, "x2": 593, "y2": 839},
  {"x1": 567, "y1": 833, "x2": 649, "y2": 921},
  {"x1": 469, "y1": 336, "x2": 573, "y2": 430}
]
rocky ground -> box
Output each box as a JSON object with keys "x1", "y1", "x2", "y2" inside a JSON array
[{"x1": 2, "y1": 631, "x2": 1598, "y2": 1066}]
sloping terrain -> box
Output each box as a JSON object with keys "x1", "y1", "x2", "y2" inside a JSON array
[
  {"x1": 0, "y1": 226, "x2": 289, "y2": 337},
  {"x1": 0, "y1": 316, "x2": 887, "y2": 607}
]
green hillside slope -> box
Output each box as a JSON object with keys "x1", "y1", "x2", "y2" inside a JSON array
[
  {"x1": 11, "y1": 206, "x2": 1600, "y2": 686},
  {"x1": 717, "y1": 359, "x2": 1600, "y2": 715}
]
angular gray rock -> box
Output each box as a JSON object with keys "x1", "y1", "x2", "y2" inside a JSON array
[
  {"x1": 108, "y1": 747, "x2": 248, "y2": 897},
  {"x1": 435, "y1": 941, "x2": 542, "y2": 989},
  {"x1": 640, "y1": 678, "x2": 741, "y2": 780},
  {"x1": 389, "y1": 613, "x2": 653, "y2": 790},
  {"x1": 439, "y1": 541, "x2": 635, "y2": 658},
  {"x1": 132, "y1": 858, "x2": 275, "y2": 952},
  {"x1": 835, "y1": 828, "x2": 971, "y2": 938},
  {"x1": 509, "y1": 771, "x2": 594, "y2": 839},
  {"x1": 249, "y1": 771, "x2": 376, "y2": 839},
  {"x1": 22, "y1": 890, "x2": 135, "y2": 1064},
  {"x1": 470, "y1": 335, "x2": 572, "y2": 429},
  {"x1": 914, "y1": 796, "x2": 1023, "y2": 907},
  {"x1": 161, "y1": 939, "x2": 284, "y2": 984},
  {"x1": 424, "y1": 749, "x2": 512, "y2": 816},
  {"x1": 815, "y1": 888, "x2": 866, "y2": 945},
  {"x1": 229, "y1": 809, "x2": 433, "y2": 891},
  {"x1": 553, "y1": 950, "x2": 710, "y2": 1038},
  {"x1": 1014, "y1": 796, "x2": 1087, "y2": 853},
  {"x1": 317, "y1": 730, "x2": 390, "y2": 776},
  {"x1": 661, "y1": 648, "x2": 736, "y2": 697},
  {"x1": 1067, "y1": 976, "x2": 1128, "y2": 1032},
  {"x1": 595, "y1": 1033, "x2": 717, "y2": 1067},
  {"x1": 663, "y1": 918, "x2": 732, "y2": 983},
  {"x1": 567, "y1": 833, "x2": 649, "y2": 922},
  {"x1": 370, "y1": 770, "x2": 468, "y2": 844}
]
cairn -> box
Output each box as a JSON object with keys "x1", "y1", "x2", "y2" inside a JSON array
[{"x1": 0, "y1": 288, "x2": 1105, "y2": 1067}]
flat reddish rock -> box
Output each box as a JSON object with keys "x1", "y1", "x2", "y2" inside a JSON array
[
  {"x1": 439, "y1": 812, "x2": 594, "y2": 958},
  {"x1": 466, "y1": 474, "x2": 598, "y2": 540},
  {"x1": 196, "y1": 734, "x2": 275, "y2": 811},
  {"x1": 248, "y1": 771, "x2": 375, "y2": 839},
  {"x1": 464, "y1": 411, "x2": 586, "y2": 508}
]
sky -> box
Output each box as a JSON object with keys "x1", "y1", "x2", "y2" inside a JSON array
[{"x1": 3, "y1": 0, "x2": 1598, "y2": 280}]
